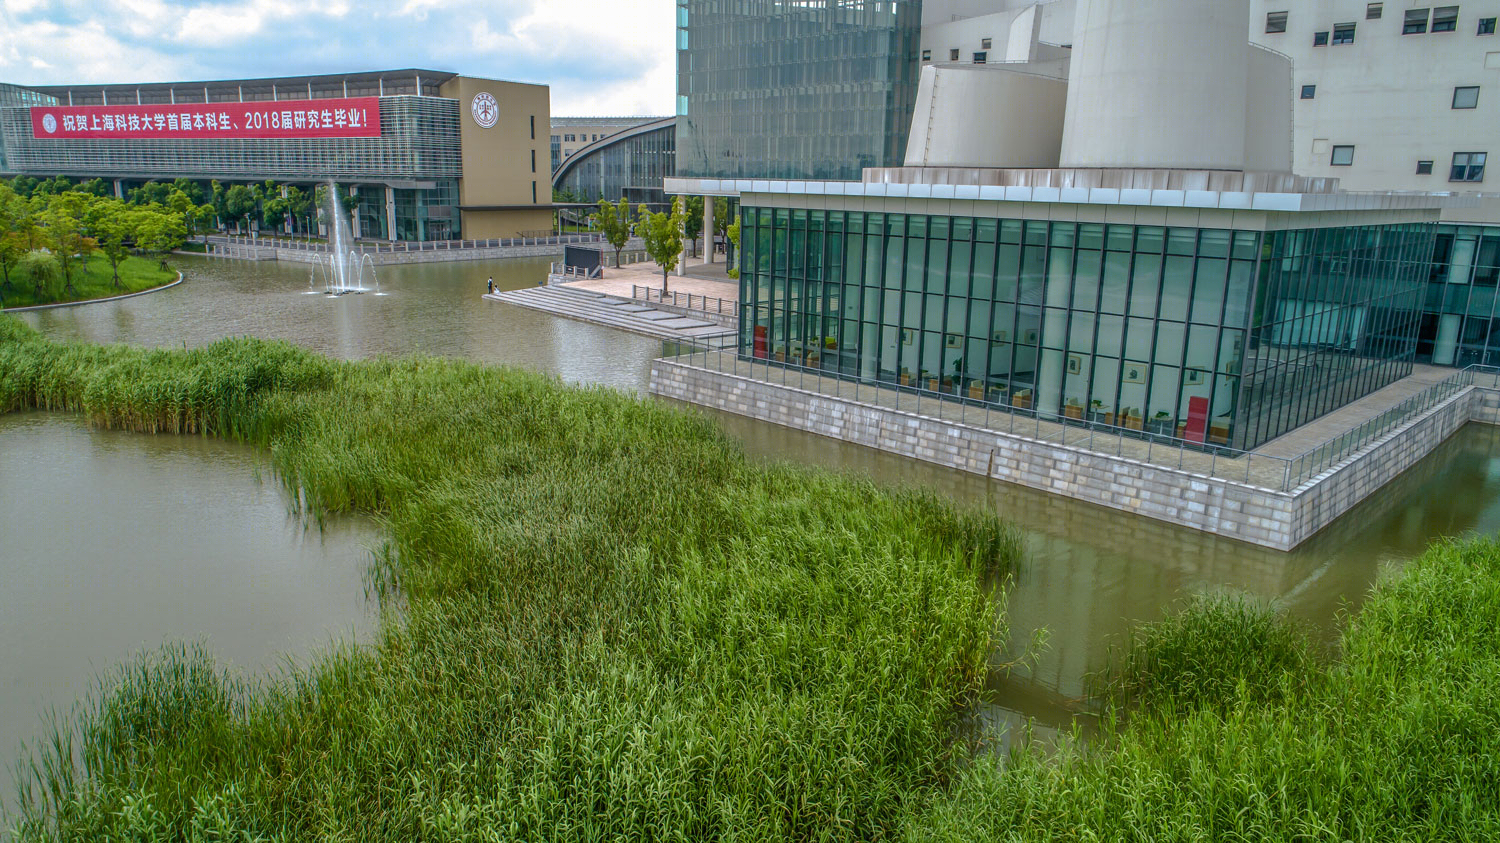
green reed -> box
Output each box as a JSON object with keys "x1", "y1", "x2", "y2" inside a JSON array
[
  {"x1": 2, "y1": 316, "x2": 1018, "y2": 841},
  {"x1": 908, "y1": 537, "x2": 1500, "y2": 841}
]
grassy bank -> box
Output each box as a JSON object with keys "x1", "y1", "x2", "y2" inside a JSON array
[
  {"x1": 0, "y1": 256, "x2": 177, "y2": 310},
  {"x1": 910, "y1": 540, "x2": 1500, "y2": 840},
  {"x1": 0, "y1": 316, "x2": 1017, "y2": 841}
]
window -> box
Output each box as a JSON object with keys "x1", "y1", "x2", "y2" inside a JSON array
[
  {"x1": 949, "y1": 48, "x2": 959, "y2": 60},
  {"x1": 1301, "y1": 84, "x2": 1317, "y2": 99},
  {"x1": 1452, "y1": 151, "x2": 1487, "y2": 181},
  {"x1": 1434, "y1": 6, "x2": 1459, "y2": 31},
  {"x1": 1266, "y1": 10, "x2": 1288, "y2": 32},
  {"x1": 981, "y1": 37, "x2": 992, "y2": 49},
  {"x1": 1331, "y1": 145, "x2": 1355, "y2": 166},
  {"x1": 922, "y1": 49, "x2": 931, "y2": 61},
  {"x1": 1367, "y1": 2, "x2": 1383, "y2": 19},
  {"x1": 1333, "y1": 22, "x2": 1356, "y2": 43},
  {"x1": 1417, "y1": 160, "x2": 1435, "y2": 174},
  {"x1": 1454, "y1": 85, "x2": 1481, "y2": 108},
  {"x1": 549, "y1": 134, "x2": 559, "y2": 143},
  {"x1": 1481, "y1": 16, "x2": 1497, "y2": 33},
  {"x1": 530, "y1": 149, "x2": 536, "y2": 172},
  {"x1": 973, "y1": 51, "x2": 987, "y2": 64},
  {"x1": 529, "y1": 115, "x2": 535, "y2": 139},
  {"x1": 564, "y1": 133, "x2": 575, "y2": 142},
  {"x1": 1405, "y1": 8, "x2": 1430, "y2": 33},
  {"x1": 1314, "y1": 30, "x2": 1330, "y2": 45}
]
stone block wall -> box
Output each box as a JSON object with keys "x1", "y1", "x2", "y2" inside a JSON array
[{"x1": 649, "y1": 358, "x2": 1500, "y2": 552}]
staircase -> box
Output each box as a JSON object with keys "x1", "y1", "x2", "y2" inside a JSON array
[{"x1": 487, "y1": 285, "x2": 735, "y2": 344}]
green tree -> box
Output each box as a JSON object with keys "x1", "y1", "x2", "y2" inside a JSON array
[
  {"x1": 591, "y1": 197, "x2": 633, "y2": 267},
  {"x1": 129, "y1": 181, "x2": 173, "y2": 206},
  {"x1": 0, "y1": 183, "x2": 24, "y2": 294},
  {"x1": 40, "y1": 191, "x2": 96, "y2": 293},
  {"x1": 171, "y1": 177, "x2": 206, "y2": 206},
  {"x1": 136, "y1": 206, "x2": 187, "y2": 256},
  {"x1": 683, "y1": 195, "x2": 704, "y2": 258},
  {"x1": 714, "y1": 197, "x2": 730, "y2": 242},
  {"x1": 727, "y1": 217, "x2": 742, "y2": 280},
  {"x1": 223, "y1": 185, "x2": 256, "y2": 234},
  {"x1": 92, "y1": 202, "x2": 137, "y2": 287},
  {"x1": 19, "y1": 250, "x2": 61, "y2": 301},
  {"x1": 635, "y1": 197, "x2": 686, "y2": 293},
  {"x1": 9, "y1": 175, "x2": 39, "y2": 199},
  {"x1": 77, "y1": 178, "x2": 112, "y2": 198}
]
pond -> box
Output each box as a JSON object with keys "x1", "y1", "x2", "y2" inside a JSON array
[{"x1": 8, "y1": 253, "x2": 1500, "y2": 791}]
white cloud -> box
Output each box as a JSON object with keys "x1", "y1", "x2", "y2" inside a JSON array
[{"x1": 1, "y1": 0, "x2": 676, "y2": 114}]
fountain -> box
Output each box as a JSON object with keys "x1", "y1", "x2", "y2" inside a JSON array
[{"x1": 307, "y1": 182, "x2": 381, "y2": 296}]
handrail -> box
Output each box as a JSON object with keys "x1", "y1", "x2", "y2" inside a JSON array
[{"x1": 631, "y1": 284, "x2": 734, "y2": 316}]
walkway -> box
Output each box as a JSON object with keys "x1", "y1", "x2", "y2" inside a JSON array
[
  {"x1": 486, "y1": 285, "x2": 734, "y2": 343},
  {"x1": 1252, "y1": 364, "x2": 1453, "y2": 458},
  {"x1": 564, "y1": 258, "x2": 738, "y2": 306}
]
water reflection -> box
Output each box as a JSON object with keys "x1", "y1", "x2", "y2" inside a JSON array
[
  {"x1": 700, "y1": 406, "x2": 1500, "y2": 723},
  {"x1": 17, "y1": 255, "x2": 662, "y2": 393},
  {"x1": 0, "y1": 413, "x2": 380, "y2": 813}
]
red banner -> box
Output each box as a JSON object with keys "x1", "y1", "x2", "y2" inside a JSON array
[{"x1": 29, "y1": 97, "x2": 382, "y2": 140}]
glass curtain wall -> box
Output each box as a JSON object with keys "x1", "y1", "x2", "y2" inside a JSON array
[
  {"x1": 739, "y1": 206, "x2": 1431, "y2": 451},
  {"x1": 1239, "y1": 225, "x2": 1430, "y2": 447},
  {"x1": 554, "y1": 124, "x2": 676, "y2": 205},
  {"x1": 675, "y1": 0, "x2": 922, "y2": 180},
  {"x1": 1418, "y1": 223, "x2": 1500, "y2": 366}
]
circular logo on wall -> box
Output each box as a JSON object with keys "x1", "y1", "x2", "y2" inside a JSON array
[
  {"x1": 41, "y1": 113, "x2": 57, "y2": 134},
  {"x1": 471, "y1": 93, "x2": 499, "y2": 129}
]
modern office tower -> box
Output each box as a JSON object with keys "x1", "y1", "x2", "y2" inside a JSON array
[
  {"x1": 0, "y1": 70, "x2": 552, "y2": 241},
  {"x1": 671, "y1": 0, "x2": 1459, "y2": 450},
  {"x1": 674, "y1": 0, "x2": 924, "y2": 181}
]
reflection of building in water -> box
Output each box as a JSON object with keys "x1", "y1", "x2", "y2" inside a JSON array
[{"x1": 707, "y1": 400, "x2": 1500, "y2": 706}]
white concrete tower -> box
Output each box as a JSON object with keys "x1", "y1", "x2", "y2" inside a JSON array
[{"x1": 1061, "y1": 0, "x2": 1252, "y2": 170}]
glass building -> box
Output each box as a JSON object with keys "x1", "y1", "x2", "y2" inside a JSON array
[
  {"x1": 1417, "y1": 223, "x2": 1500, "y2": 366},
  {"x1": 675, "y1": 0, "x2": 923, "y2": 181},
  {"x1": 553, "y1": 118, "x2": 676, "y2": 205},
  {"x1": 738, "y1": 205, "x2": 1431, "y2": 450}
]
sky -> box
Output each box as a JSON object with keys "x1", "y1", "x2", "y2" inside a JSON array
[{"x1": 0, "y1": 0, "x2": 677, "y2": 116}]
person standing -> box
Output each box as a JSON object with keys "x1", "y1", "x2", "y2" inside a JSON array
[{"x1": 487, "y1": 276, "x2": 494, "y2": 294}]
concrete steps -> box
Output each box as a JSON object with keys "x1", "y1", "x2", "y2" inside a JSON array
[{"x1": 486, "y1": 286, "x2": 734, "y2": 343}]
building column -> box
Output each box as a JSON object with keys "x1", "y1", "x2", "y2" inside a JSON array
[
  {"x1": 280, "y1": 186, "x2": 292, "y2": 235},
  {"x1": 113, "y1": 179, "x2": 124, "y2": 199},
  {"x1": 703, "y1": 195, "x2": 715, "y2": 264},
  {"x1": 385, "y1": 185, "x2": 397, "y2": 242},
  {"x1": 349, "y1": 185, "x2": 362, "y2": 240}
]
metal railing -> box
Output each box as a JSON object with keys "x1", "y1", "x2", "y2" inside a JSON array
[
  {"x1": 654, "y1": 340, "x2": 1500, "y2": 493},
  {"x1": 1278, "y1": 364, "x2": 1500, "y2": 485},
  {"x1": 212, "y1": 233, "x2": 605, "y2": 253},
  {"x1": 632, "y1": 285, "x2": 735, "y2": 316}
]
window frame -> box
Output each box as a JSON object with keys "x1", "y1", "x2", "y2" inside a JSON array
[
  {"x1": 1452, "y1": 152, "x2": 1487, "y2": 182},
  {"x1": 1417, "y1": 160, "x2": 1435, "y2": 175},
  {"x1": 980, "y1": 37, "x2": 992, "y2": 50},
  {"x1": 1453, "y1": 86, "x2": 1481, "y2": 109},
  {"x1": 1367, "y1": 2, "x2": 1383, "y2": 19},
  {"x1": 1331, "y1": 145, "x2": 1356, "y2": 166},
  {"x1": 1265, "y1": 10, "x2": 1289, "y2": 33},
  {"x1": 1300, "y1": 84, "x2": 1317, "y2": 99},
  {"x1": 921, "y1": 48, "x2": 931, "y2": 61},
  {"x1": 1332, "y1": 22, "x2": 1357, "y2": 43},
  {"x1": 1314, "y1": 30, "x2": 1330, "y2": 46},
  {"x1": 1433, "y1": 5, "x2": 1459, "y2": 32},
  {"x1": 948, "y1": 48, "x2": 959, "y2": 61},
  {"x1": 1480, "y1": 16, "x2": 1497, "y2": 34},
  {"x1": 1404, "y1": 8, "x2": 1431, "y2": 33},
  {"x1": 973, "y1": 51, "x2": 987, "y2": 64}
]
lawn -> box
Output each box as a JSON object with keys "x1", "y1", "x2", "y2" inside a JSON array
[{"x1": 0, "y1": 255, "x2": 177, "y2": 309}]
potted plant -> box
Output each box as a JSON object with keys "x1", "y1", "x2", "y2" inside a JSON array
[
  {"x1": 1088, "y1": 399, "x2": 1107, "y2": 425},
  {"x1": 824, "y1": 336, "x2": 838, "y2": 350},
  {"x1": 1147, "y1": 411, "x2": 1173, "y2": 436}
]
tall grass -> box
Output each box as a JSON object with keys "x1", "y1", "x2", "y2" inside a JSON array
[
  {"x1": 1, "y1": 316, "x2": 1018, "y2": 841},
  {"x1": 909, "y1": 538, "x2": 1500, "y2": 841}
]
